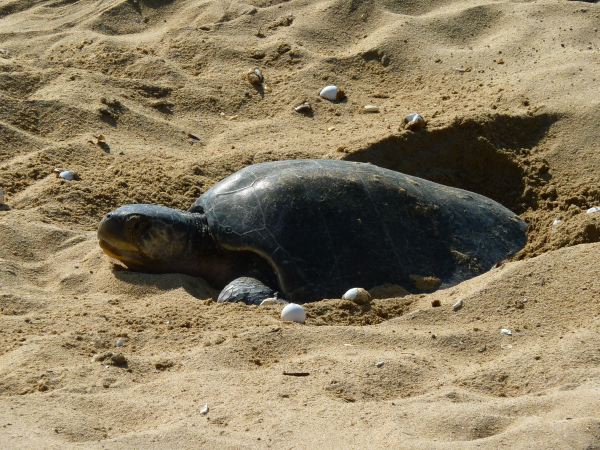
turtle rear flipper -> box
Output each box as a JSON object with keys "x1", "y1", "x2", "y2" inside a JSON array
[{"x1": 217, "y1": 277, "x2": 275, "y2": 305}]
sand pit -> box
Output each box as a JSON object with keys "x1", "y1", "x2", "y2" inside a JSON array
[{"x1": 1, "y1": 0, "x2": 599, "y2": 448}]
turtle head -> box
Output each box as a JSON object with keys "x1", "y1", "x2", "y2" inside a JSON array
[{"x1": 98, "y1": 204, "x2": 203, "y2": 273}]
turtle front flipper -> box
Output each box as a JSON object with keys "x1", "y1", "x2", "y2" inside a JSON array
[{"x1": 217, "y1": 277, "x2": 276, "y2": 305}]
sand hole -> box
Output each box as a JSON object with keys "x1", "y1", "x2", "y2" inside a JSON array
[{"x1": 344, "y1": 114, "x2": 558, "y2": 214}]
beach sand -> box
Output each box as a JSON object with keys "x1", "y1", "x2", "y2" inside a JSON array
[{"x1": 1, "y1": 0, "x2": 599, "y2": 447}]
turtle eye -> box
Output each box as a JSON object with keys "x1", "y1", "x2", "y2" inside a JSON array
[{"x1": 126, "y1": 215, "x2": 149, "y2": 236}]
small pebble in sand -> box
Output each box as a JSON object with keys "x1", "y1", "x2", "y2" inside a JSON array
[
  {"x1": 319, "y1": 85, "x2": 345, "y2": 102},
  {"x1": 452, "y1": 299, "x2": 464, "y2": 312},
  {"x1": 281, "y1": 303, "x2": 306, "y2": 324},
  {"x1": 200, "y1": 404, "x2": 209, "y2": 415},
  {"x1": 283, "y1": 371, "x2": 310, "y2": 377},
  {"x1": 431, "y1": 299, "x2": 441, "y2": 307},
  {"x1": 342, "y1": 287, "x2": 371, "y2": 305},
  {"x1": 403, "y1": 113, "x2": 426, "y2": 131},
  {"x1": 363, "y1": 105, "x2": 380, "y2": 113},
  {"x1": 92, "y1": 352, "x2": 128, "y2": 367},
  {"x1": 500, "y1": 328, "x2": 513, "y2": 336},
  {"x1": 586, "y1": 206, "x2": 600, "y2": 214},
  {"x1": 246, "y1": 67, "x2": 264, "y2": 86},
  {"x1": 94, "y1": 134, "x2": 106, "y2": 144},
  {"x1": 552, "y1": 218, "x2": 563, "y2": 227},
  {"x1": 155, "y1": 360, "x2": 174, "y2": 371},
  {"x1": 56, "y1": 170, "x2": 77, "y2": 181},
  {"x1": 110, "y1": 353, "x2": 128, "y2": 367},
  {"x1": 376, "y1": 361, "x2": 385, "y2": 368},
  {"x1": 294, "y1": 102, "x2": 313, "y2": 115},
  {"x1": 116, "y1": 338, "x2": 126, "y2": 348}
]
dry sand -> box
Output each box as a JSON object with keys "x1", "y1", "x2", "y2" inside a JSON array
[{"x1": 1, "y1": 0, "x2": 600, "y2": 448}]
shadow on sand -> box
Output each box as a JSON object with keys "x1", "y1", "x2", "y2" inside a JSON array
[{"x1": 112, "y1": 266, "x2": 217, "y2": 300}]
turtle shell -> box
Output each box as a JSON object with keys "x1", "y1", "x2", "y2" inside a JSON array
[{"x1": 189, "y1": 160, "x2": 526, "y2": 302}]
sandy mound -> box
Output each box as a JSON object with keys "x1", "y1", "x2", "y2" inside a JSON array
[{"x1": 1, "y1": 0, "x2": 599, "y2": 447}]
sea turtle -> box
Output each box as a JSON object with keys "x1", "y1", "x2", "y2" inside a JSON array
[{"x1": 97, "y1": 159, "x2": 527, "y2": 304}]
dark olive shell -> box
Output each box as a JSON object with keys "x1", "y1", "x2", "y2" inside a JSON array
[{"x1": 190, "y1": 160, "x2": 526, "y2": 302}]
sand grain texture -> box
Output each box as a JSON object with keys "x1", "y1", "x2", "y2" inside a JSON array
[{"x1": 1, "y1": 0, "x2": 600, "y2": 448}]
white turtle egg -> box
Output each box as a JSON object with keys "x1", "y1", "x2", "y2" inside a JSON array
[
  {"x1": 586, "y1": 206, "x2": 600, "y2": 214},
  {"x1": 59, "y1": 170, "x2": 76, "y2": 181},
  {"x1": 281, "y1": 303, "x2": 306, "y2": 323},
  {"x1": 319, "y1": 85, "x2": 345, "y2": 101},
  {"x1": 342, "y1": 287, "x2": 372, "y2": 305}
]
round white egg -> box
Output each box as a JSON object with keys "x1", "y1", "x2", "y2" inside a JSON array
[
  {"x1": 281, "y1": 303, "x2": 306, "y2": 323},
  {"x1": 342, "y1": 287, "x2": 371, "y2": 305},
  {"x1": 319, "y1": 85, "x2": 340, "y2": 101}
]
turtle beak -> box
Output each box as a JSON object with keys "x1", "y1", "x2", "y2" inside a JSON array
[
  {"x1": 98, "y1": 239, "x2": 129, "y2": 267},
  {"x1": 98, "y1": 212, "x2": 142, "y2": 267}
]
